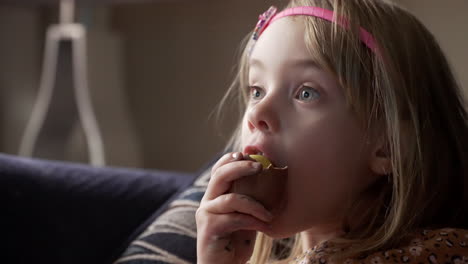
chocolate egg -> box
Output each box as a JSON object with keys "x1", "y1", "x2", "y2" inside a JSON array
[{"x1": 230, "y1": 155, "x2": 288, "y2": 213}]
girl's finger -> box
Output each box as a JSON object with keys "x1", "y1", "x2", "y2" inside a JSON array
[
  {"x1": 204, "y1": 193, "x2": 274, "y2": 223},
  {"x1": 204, "y1": 160, "x2": 262, "y2": 201},
  {"x1": 210, "y1": 152, "x2": 243, "y2": 175},
  {"x1": 197, "y1": 211, "x2": 272, "y2": 238}
]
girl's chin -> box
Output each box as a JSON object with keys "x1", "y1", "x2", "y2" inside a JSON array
[
  {"x1": 261, "y1": 218, "x2": 298, "y2": 239},
  {"x1": 261, "y1": 228, "x2": 297, "y2": 240}
]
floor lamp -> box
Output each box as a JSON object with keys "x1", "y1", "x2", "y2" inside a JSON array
[{"x1": 18, "y1": 0, "x2": 105, "y2": 166}]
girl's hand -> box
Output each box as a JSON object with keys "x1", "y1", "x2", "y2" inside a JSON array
[{"x1": 196, "y1": 152, "x2": 274, "y2": 264}]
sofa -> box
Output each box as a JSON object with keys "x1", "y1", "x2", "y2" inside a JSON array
[{"x1": 1, "y1": 152, "x2": 214, "y2": 264}]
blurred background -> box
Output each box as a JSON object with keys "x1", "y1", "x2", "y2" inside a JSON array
[{"x1": 0, "y1": 0, "x2": 466, "y2": 172}]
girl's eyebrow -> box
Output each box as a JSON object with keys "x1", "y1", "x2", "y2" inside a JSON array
[
  {"x1": 249, "y1": 58, "x2": 266, "y2": 70},
  {"x1": 249, "y1": 57, "x2": 320, "y2": 70},
  {"x1": 289, "y1": 59, "x2": 320, "y2": 69}
]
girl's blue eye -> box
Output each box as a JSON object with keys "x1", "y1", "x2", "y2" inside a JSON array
[
  {"x1": 297, "y1": 86, "x2": 320, "y2": 101},
  {"x1": 249, "y1": 86, "x2": 264, "y2": 100}
]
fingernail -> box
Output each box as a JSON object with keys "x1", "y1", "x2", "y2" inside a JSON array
[
  {"x1": 232, "y1": 152, "x2": 241, "y2": 160},
  {"x1": 252, "y1": 162, "x2": 262, "y2": 170}
]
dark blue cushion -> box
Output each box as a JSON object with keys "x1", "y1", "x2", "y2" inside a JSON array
[
  {"x1": 114, "y1": 168, "x2": 211, "y2": 264},
  {"x1": 0, "y1": 153, "x2": 195, "y2": 264}
]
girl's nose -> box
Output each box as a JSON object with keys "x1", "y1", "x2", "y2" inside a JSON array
[{"x1": 246, "y1": 98, "x2": 279, "y2": 134}]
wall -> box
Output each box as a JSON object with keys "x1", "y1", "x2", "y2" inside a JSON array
[
  {"x1": 111, "y1": 0, "x2": 273, "y2": 171},
  {"x1": 0, "y1": 6, "x2": 42, "y2": 155},
  {"x1": 399, "y1": 0, "x2": 468, "y2": 94}
]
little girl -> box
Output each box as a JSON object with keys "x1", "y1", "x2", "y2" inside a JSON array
[{"x1": 196, "y1": 0, "x2": 468, "y2": 263}]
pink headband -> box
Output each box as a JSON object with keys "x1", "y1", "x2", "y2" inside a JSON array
[{"x1": 251, "y1": 6, "x2": 378, "y2": 55}]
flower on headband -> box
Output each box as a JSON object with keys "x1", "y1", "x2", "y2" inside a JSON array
[{"x1": 252, "y1": 6, "x2": 278, "y2": 41}]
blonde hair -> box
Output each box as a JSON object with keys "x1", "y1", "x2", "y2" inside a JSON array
[{"x1": 216, "y1": 0, "x2": 468, "y2": 262}]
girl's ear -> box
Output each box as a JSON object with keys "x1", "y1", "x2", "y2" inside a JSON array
[{"x1": 369, "y1": 136, "x2": 392, "y2": 175}]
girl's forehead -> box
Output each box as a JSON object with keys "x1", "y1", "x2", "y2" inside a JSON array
[{"x1": 249, "y1": 18, "x2": 312, "y2": 68}]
